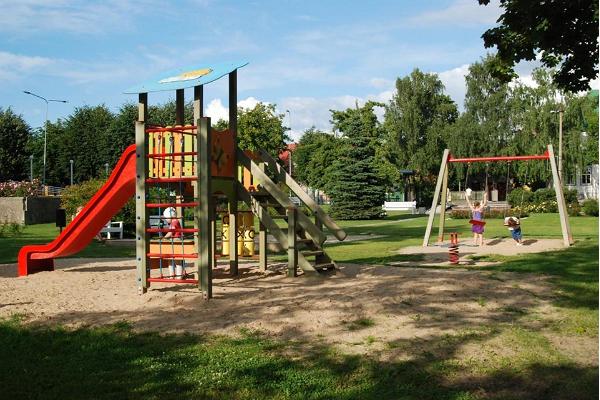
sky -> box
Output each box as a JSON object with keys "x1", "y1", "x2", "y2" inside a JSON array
[{"x1": 1, "y1": 0, "x2": 596, "y2": 141}]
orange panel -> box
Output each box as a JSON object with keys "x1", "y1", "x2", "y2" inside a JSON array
[{"x1": 211, "y1": 128, "x2": 235, "y2": 177}]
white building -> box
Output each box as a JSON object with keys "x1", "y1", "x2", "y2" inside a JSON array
[{"x1": 566, "y1": 165, "x2": 599, "y2": 200}]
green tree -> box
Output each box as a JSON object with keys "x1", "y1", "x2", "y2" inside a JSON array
[
  {"x1": 478, "y1": 0, "x2": 599, "y2": 92},
  {"x1": 212, "y1": 119, "x2": 229, "y2": 131},
  {"x1": 56, "y1": 105, "x2": 115, "y2": 185},
  {"x1": 328, "y1": 103, "x2": 386, "y2": 220},
  {"x1": 0, "y1": 108, "x2": 32, "y2": 181},
  {"x1": 293, "y1": 127, "x2": 341, "y2": 191},
  {"x1": 383, "y1": 69, "x2": 457, "y2": 203},
  {"x1": 148, "y1": 100, "x2": 194, "y2": 127},
  {"x1": 105, "y1": 103, "x2": 137, "y2": 167},
  {"x1": 237, "y1": 103, "x2": 290, "y2": 156}
]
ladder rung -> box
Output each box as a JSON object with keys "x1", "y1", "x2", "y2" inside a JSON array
[
  {"x1": 147, "y1": 253, "x2": 198, "y2": 259},
  {"x1": 146, "y1": 177, "x2": 197, "y2": 183},
  {"x1": 146, "y1": 228, "x2": 199, "y2": 233},
  {"x1": 146, "y1": 202, "x2": 199, "y2": 208}
]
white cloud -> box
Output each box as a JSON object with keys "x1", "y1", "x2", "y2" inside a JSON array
[
  {"x1": 437, "y1": 64, "x2": 470, "y2": 108},
  {"x1": 204, "y1": 99, "x2": 228, "y2": 122},
  {"x1": 204, "y1": 96, "x2": 268, "y2": 123},
  {"x1": 279, "y1": 89, "x2": 392, "y2": 142},
  {"x1": 409, "y1": 0, "x2": 501, "y2": 27},
  {"x1": 238, "y1": 96, "x2": 262, "y2": 110},
  {"x1": 0, "y1": 51, "x2": 55, "y2": 81}
]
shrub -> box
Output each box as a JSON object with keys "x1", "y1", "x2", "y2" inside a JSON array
[
  {"x1": 61, "y1": 179, "x2": 107, "y2": 218},
  {"x1": 564, "y1": 188, "x2": 579, "y2": 205},
  {"x1": 568, "y1": 202, "x2": 581, "y2": 216},
  {"x1": 582, "y1": 199, "x2": 599, "y2": 216},
  {"x1": 507, "y1": 187, "x2": 533, "y2": 207},
  {"x1": 0, "y1": 222, "x2": 25, "y2": 238},
  {"x1": 532, "y1": 188, "x2": 556, "y2": 204},
  {"x1": 0, "y1": 179, "x2": 40, "y2": 197},
  {"x1": 61, "y1": 179, "x2": 135, "y2": 234}
]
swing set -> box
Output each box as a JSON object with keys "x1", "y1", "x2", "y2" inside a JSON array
[{"x1": 423, "y1": 144, "x2": 573, "y2": 248}]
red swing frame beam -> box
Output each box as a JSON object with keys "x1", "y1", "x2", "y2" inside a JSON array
[{"x1": 448, "y1": 151, "x2": 549, "y2": 163}]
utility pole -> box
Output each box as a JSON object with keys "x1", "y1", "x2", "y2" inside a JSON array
[
  {"x1": 70, "y1": 160, "x2": 74, "y2": 185},
  {"x1": 29, "y1": 155, "x2": 34, "y2": 182},
  {"x1": 551, "y1": 107, "x2": 564, "y2": 183}
]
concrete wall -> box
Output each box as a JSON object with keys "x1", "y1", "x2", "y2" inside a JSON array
[
  {"x1": 0, "y1": 197, "x2": 25, "y2": 224},
  {"x1": 0, "y1": 197, "x2": 61, "y2": 225}
]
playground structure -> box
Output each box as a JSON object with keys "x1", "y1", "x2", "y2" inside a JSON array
[
  {"x1": 18, "y1": 62, "x2": 347, "y2": 299},
  {"x1": 423, "y1": 145, "x2": 573, "y2": 248}
]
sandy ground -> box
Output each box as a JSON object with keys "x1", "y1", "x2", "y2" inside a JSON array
[
  {"x1": 395, "y1": 238, "x2": 566, "y2": 266},
  {"x1": 2, "y1": 240, "x2": 594, "y2": 366}
]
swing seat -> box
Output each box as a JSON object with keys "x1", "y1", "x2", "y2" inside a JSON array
[
  {"x1": 469, "y1": 219, "x2": 486, "y2": 226},
  {"x1": 503, "y1": 217, "x2": 520, "y2": 227}
]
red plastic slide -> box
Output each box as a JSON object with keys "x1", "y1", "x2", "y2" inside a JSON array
[{"x1": 18, "y1": 144, "x2": 137, "y2": 276}]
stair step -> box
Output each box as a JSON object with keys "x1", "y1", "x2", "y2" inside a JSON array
[
  {"x1": 260, "y1": 202, "x2": 283, "y2": 209},
  {"x1": 301, "y1": 250, "x2": 324, "y2": 257},
  {"x1": 314, "y1": 262, "x2": 335, "y2": 271},
  {"x1": 272, "y1": 214, "x2": 288, "y2": 219},
  {"x1": 249, "y1": 190, "x2": 272, "y2": 197},
  {"x1": 297, "y1": 238, "x2": 313, "y2": 244}
]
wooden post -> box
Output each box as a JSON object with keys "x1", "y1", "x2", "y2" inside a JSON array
[
  {"x1": 135, "y1": 93, "x2": 149, "y2": 294},
  {"x1": 175, "y1": 88, "x2": 185, "y2": 125},
  {"x1": 228, "y1": 70, "x2": 239, "y2": 276},
  {"x1": 548, "y1": 144, "x2": 573, "y2": 246},
  {"x1": 258, "y1": 160, "x2": 267, "y2": 271},
  {"x1": 423, "y1": 149, "x2": 450, "y2": 247},
  {"x1": 193, "y1": 86, "x2": 203, "y2": 118},
  {"x1": 287, "y1": 207, "x2": 298, "y2": 277},
  {"x1": 437, "y1": 165, "x2": 449, "y2": 242},
  {"x1": 259, "y1": 221, "x2": 267, "y2": 272},
  {"x1": 197, "y1": 117, "x2": 213, "y2": 299},
  {"x1": 193, "y1": 86, "x2": 203, "y2": 279}
]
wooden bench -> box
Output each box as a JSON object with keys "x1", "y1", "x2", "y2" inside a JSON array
[{"x1": 100, "y1": 221, "x2": 124, "y2": 239}]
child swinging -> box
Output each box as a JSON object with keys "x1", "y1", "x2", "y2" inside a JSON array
[{"x1": 465, "y1": 189, "x2": 487, "y2": 246}]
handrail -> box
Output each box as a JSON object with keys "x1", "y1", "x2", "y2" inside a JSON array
[
  {"x1": 258, "y1": 149, "x2": 347, "y2": 241},
  {"x1": 237, "y1": 183, "x2": 317, "y2": 272},
  {"x1": 236, "y1": 148, "x2": 326, "y2": 245}
]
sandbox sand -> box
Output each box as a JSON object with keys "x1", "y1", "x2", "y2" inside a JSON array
[
  {"x1": 395, "y1": 238, "x2": 567, "y2": 266},
  {"x1": 0, "y1": 242, "x2": 576, "y2": 357}
]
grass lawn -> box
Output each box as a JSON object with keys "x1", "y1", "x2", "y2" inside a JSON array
[
  {"x1": 0, "y1": 224, "x2": 135, "y2": 264},
  {"x1": 0, "y1": 213, "x2": 597, "y2": 399}
]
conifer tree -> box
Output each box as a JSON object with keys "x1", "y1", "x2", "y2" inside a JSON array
[{"x1": 328, "y1": 103, "x2": 386, "y2": 219}]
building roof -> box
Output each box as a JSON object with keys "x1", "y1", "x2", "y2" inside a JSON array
[
  {"x1": 279, "y1": 143, "x2": 297, "y2": 164},
  {"x1": 124, "y1": 61, "x2": 248, "y2": 94}
]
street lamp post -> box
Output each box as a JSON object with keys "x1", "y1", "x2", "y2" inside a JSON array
[
  {"x1": 29, "y1": 155, "x2": 34, "y2": 182},
  {"x1": 551, "y1": 108, "x2": 564, "y2": 183},
  {"x1": 105, "y1": 163, "x2": 109, "y2": 176},
  {"x1": 23, "y1": 91, "x2": 68, "y2": 186},
  {"x1": 285, "y1": 110, "x2": 292, "y2": 176},
  {"x1": 70, "y1": 160, "x2": 74, "y2": 185}
]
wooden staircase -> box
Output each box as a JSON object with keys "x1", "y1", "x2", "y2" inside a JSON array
[{"x1": 236, "y1": 148, "x2": 346, "y2": 276}]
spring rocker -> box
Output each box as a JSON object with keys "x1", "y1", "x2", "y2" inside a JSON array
[
  {"x1": 422, "y1": 146, "x2": 573, "y2": 248},
  {"x1": 17, "y1": 62, "x2": 347, "y2": 300},
  {"x1": 448, "y1": 232, "x2": 459, "y2": 264}
]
